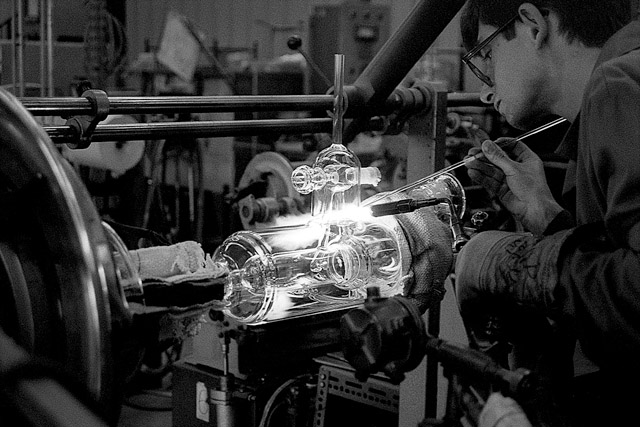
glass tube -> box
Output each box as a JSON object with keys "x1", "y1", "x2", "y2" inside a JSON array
[
  {"x1": 405, "y1": 173, "x2": 467, "y2": 220},
  {"x1": 213, "y1": 218, "x2": 403, "y2": 324}
]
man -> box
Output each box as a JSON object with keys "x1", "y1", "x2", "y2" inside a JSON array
[{"x1": 453, "y1": 0, "x2": 640, "y2": 425}]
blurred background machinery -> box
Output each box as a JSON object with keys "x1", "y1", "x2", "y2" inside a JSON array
[{"x1": 308, "y1": 0, "x2": 391, "y2": 94}]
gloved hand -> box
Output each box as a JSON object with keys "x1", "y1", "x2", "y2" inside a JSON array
[
  {"x1": 370, "y1": 193, "x2": 454, "y2": 313},
  {"x1": 465, "y1": 138, "x2": 564, "y2": 235}
]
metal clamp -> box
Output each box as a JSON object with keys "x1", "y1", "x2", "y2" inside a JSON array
[
  {"x1": 64, "y1": 89, "x2": 110, "y2": 149},
  {"x1": 383, "y1": 82, "x2": 435, "y2": 135}
]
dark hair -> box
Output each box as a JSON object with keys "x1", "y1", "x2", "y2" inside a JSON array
[{"x1": 461, "y1": 0, "x2": 633, "y2": 51}]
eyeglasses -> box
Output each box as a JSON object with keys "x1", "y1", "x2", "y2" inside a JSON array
[{"x1": 462, "y1": 15, "x2": 519, "y2": 87}]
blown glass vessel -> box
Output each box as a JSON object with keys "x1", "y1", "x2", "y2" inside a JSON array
[{"x1": 213, "y1": 217, "x2": 403, "y2": 324}]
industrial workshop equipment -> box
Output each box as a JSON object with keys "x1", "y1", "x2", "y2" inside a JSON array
[
  {"x1": 340, "y1": 287, "x2": 537, "y2": 426},
  {"x1": 209, "y1": 54, "x2": 467, "y2": 328},
  {"x1": 0, "y1": 1, "x2": 568, "y2": 425}
]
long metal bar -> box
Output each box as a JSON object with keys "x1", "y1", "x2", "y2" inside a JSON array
[
  {"x1": 46, "y1": 0, "x2": 54, "y2": 97},
  {"x1": 349, "y1": 0, "x2": 467, "y2": 108},
  {"x1": 343, "y1": 0, "x2": 467, "y2": 141},
  {"x1": 15, "y1": 0, "x2": 25, "y2": 97},
  {"x1": 11, "y1": 0, "x2": 16, "y2": 94},
  {"x1": 20, "y1": 91, "x2": 478, "y2": 146},
  {"x1": 39, "y1": 0, "x2": 45, "y2": 97},
  {"x1": 43, "y1": 117, "x2": 363, "y2": 142},
  {"x1": 20, "y1": 94, "x2": 335, "y2": 116},
  {"x1": 20, "y1": 91, "x2": 480, "y2": 117}
]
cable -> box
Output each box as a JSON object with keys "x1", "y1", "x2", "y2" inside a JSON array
[
  {"x1": 257, "y1": 374, "x2": 312, "y2": 427},
  {"x1": 264, "y1": 401, "x2": 285, "y2": 427}
]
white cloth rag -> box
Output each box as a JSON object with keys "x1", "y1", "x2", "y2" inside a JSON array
[{"x1": 130, "y1": 241, "x2": 227, "y2": 283}]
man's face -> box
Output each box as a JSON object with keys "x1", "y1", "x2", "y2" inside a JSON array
[{"x1": 476, "y1": 21, "x2": 550, "y2": 130}]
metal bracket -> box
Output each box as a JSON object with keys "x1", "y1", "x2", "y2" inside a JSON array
[{"x1": 64, "y1": 89, "x2": 110, "y2": 149}]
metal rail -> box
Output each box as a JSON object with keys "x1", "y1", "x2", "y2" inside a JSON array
[
  {"x1": 20, "y1": 94, "x2": 335, "y2": 116},
  {"x1": 22, "y1": 91, "x2": 480, "y2": 144},
  {"x1": 44, "y1": 117, "x2": 382, "y2": 143},
  {"x1": 19, "y1": 86, "x2": 454, "y2": 117}
]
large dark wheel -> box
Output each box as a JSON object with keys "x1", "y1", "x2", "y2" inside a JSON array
[{"x1": 0, "y1": 88, "x2": 127, "y2": 422}]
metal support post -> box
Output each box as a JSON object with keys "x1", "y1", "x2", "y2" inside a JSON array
[{"x1": 403, "y1": 88, "x2": 448, "y2": 420}]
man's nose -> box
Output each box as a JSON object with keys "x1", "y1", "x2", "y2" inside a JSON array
[{"x1": 480, "y1": 85, "x2": 495, "y2": 104}]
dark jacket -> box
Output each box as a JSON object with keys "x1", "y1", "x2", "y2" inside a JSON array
[{"x1": 553, "y1": 18, "x2": 640, "y2": 415}]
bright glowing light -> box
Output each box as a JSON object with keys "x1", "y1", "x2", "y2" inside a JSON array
[
  {"x1": 262, "y1": 219, "x2": 324, "y2": 252},
  {"x1": 321, "y1": 204, "x2": 374, "y2": 223},
  {"x1": 271, "y1": 213, "x2": 312, "y2": 227}
]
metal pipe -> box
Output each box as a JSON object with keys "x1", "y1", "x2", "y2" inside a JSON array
[
  {"x1": 40, "y1": 0, "x2": 45, "y2": 97},
  {"x1": 11, "y1": 0, "x2": 16, "y2": 94},
  {"x1": 44, "y1": 117, "x2": 386, "y2": 143},
  {"x1": 21, "y1": 94, "x2": 335, "y2": 116},
  {"x1": 21, "y1": 90, "x2": 476, "y2": 117},
  {"x1": 47, "y1": 0, "x2": 54, "y2": 97},
  {"x1": 15, "y1": 0, "x2": 25, "y2": 97},
  {"x1": 43, "y1": 117, "x2": 376, "y2": 143},
  {"x1": 347, "y1": 0, "x2": 467, "y2": 109}
]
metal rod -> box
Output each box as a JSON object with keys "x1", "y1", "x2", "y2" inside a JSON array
[
  {"x1": 43, "y1": 117, "x2": 385, "y2": 143},
  {"x1": 349, "y1": 0, "x2": 466, "y2": 108},
  {"x1": 290, "y1": 41, "x2": 332, "y2": 90},
  {"x1": 20, "y1": 94, "x2": 335, "y2": 116},
  {"x1": 47, "y1": 0, "x2": 54, "y2": 97},
  {"x1": 20, "y1": 91, "x2": 473, "y2": 118},
  {"x1": 343, "y1": 0, "x2": 467, "y2": 141},
  {"x1": 39, "y1": 0, "x2": 45, "y2": 97},
  {"x1": 15, "y1": 0, "x2": 25, "y2": 97},
  {"x1": 11, "y1": 0, "x2": 16, "y2": 94},
  {"x1": 363, "y1": 117, "x2": 569, "y2": 207}
]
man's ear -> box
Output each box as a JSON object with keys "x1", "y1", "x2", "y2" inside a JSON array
[{"x1": 517, "y1": 2, "x2": 549, "y2": 48}]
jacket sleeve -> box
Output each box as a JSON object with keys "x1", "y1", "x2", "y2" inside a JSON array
[{"x1": 556, "y1": 223, "x2": 640, "y2": 375}]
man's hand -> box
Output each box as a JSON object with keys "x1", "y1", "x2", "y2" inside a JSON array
[{"x1": 465, "y1": 138, "x2": 563, "y2": 235}]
